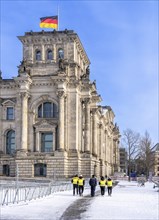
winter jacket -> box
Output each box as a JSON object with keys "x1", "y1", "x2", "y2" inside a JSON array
[{"x1": 89, "y1": 177, "x2": 97, "y2": 186}]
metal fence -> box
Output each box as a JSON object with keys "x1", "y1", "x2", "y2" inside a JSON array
[
  {"x1": 0, "y1": 181, "x2": 90, "y2": 206},
  {"x1": 0, "y1": 182, "x2": 70, "y2": 206}
]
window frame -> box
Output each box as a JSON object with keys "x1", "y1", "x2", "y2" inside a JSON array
[
  {"x1": 6, "y1": 130, "x2": 16, "y2": 155},
  {"x1": 41, "y1": 132, "x2": 53, "y2": 152},
  {"x1": 47, "y1": 49, "x2": 53, "y2": 60},
  {"x1": 34, "y1": 163, "x2": 47, "y2": 177},
  {"x1": 38, "y1": 102, "x2": 58, "y2": 118},
  {"x1": 6, "y1": 107, "x2": 14, "y2": 120},
  {"x1": 58, "y1": 48, "x2": 64, "y2": 59},
  {"x1": 35, "y1": 50, "x2": 41, "y2": 61}
]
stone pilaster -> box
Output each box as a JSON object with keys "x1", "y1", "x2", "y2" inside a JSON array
[
  {"x1": 35, "y1": 131, "x2": 40, "y2": 152},
  {"x1": 104, "y1": 130, "x2": 107, "y2": 162},
  {"x1": 98, "y1": 123, "x2": 102, "y2": 159},
  {"x1": 21, "y1": 92, "x2": 29, "y2": 151},
  {"x1": 92, "y1": 109, "x2": 98, "y2": 156},
  {"x1": 64, "y1": 96, "x2": 68, "y2": 151},
  {"x1": 57, "y1": 91, "x2": 65, "y2": 151},
  {"x1": 83, "y1": 98, "x2": 90, "y2": 152}
]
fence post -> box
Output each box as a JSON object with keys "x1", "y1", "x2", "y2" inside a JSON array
[{"x1": 15, "y1": 163, "x2": 19, "y2": 189}]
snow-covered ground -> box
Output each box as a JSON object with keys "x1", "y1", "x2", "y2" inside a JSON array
[{"x1": 1, "y1": 181, "x2": 158, "y2": 220}]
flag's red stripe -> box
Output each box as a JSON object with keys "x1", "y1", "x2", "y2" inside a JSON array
[{"x1": 41, "y1": 18, "x2": 58, "y2": 24}]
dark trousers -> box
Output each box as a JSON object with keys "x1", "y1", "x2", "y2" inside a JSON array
[
  {"x1": 73, "y1": 184, "x2": 78, "y2": 195},
  {"x1": 100, "y1": 186, "x2": 105, "y2": 195},
  {"x1": 79, "y1": 185, "x2": 84, "y2": 195},
  {"x1": 107, "y1": 187, "x2": 112, "y2": 196},
  {"x1": 91, "y1": 186, "x2": 96, "y2": 197}
]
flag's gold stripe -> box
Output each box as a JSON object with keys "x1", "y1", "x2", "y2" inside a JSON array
[{"x1": 40, "y1": 23, "x2": 58, "y2": 29}]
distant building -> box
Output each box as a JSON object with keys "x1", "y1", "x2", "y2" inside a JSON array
[
  {"x1": 153, "y1": 143, "x2": 159, "y2": 176},
  {"x1": 119, "y1": 147, "x2": 127, "y2": 173},
  {"x1": 0, "y1": 30, "x2": 120, "y2": 179}
]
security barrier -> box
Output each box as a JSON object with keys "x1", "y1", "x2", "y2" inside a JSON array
[
  {"x1": 0, "y1": 181, "x2": 90, "y2": 206},
  {"x1": 0, "y1": 182, "x2": 72, "y2": 206}
]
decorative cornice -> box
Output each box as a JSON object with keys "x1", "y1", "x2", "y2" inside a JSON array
[
  {"x1": 32, "y1": 82, "x2": 53, "y2": 87},
  {"x1": 14, "y1": 75, "x2": 32, "y2": 91},
  {"x1": 0, "y1": 81, "x2": 20, "y2": 90}
]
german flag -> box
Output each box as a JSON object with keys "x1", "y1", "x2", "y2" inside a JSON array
[{"x1": 40, "y1": 16, "x2": 58, "y2": 29}]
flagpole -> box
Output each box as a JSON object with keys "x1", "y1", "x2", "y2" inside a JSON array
[{"x1": 57, "y1": 3, "x2": 59, "y2": 31}]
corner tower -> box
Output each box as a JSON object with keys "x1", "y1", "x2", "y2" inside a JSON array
[{"x1": 17, "y1": 30, "x2": 90, "y2": 77}]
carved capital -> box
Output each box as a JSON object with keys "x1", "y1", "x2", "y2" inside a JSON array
[
  {"x1": 91, "y1": 108, "x2": 98, "y2": 115},
  {"x1": 20, "y1": 92, "x2": 30, "y2": 99},
  {"x1": 57, "y1": 91, "x2": 65, "y2": 98},
  {"x1": 99, "y1": 123, "x2": 103, "y2": 129},
  {"x1": 98, "y1": 123, "x2": 102, "y2": 129},
  {"x1": 81, "y1": 98, "x2": 90, "y2": 105}
]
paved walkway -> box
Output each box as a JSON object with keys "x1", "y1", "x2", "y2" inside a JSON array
[{"x1": 60, "y1": 191, "x2": 101, "y2": 220}]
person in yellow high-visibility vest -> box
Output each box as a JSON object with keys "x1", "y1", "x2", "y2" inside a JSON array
[
  {"x1": 78, "y1": 175, "x2": 85, "y2": 196},
  {"x1": 71, "y1": 174, "x2": 79, "y2": 196},
  {"x1": 99, "y1": 176, "x2": 106, "y2": 196},
  {"x1": 106, "y1": 177, "x2": 113, "y2": 196}
]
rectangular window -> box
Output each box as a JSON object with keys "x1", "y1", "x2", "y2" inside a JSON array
[
  {"x1": 7, "y1": 107, "x2": 14, "y2": 120},
  {"x1": 41, "y1": 133, "x2": 53, "y2": 152},
  {"x1": 34, "y1": 164, "x2": 46, "y2": 177},
  {"x1": 3, "y1": 165, "x2": 10, "y2": 176}
]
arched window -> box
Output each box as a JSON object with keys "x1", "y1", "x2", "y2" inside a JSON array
[
  {"x1": 6, "y1": 130, "x2": 16, "y2": 155},
  {"x1": 35, "y1": 50, "x2": 41, "y2": 61},
  {"x1": 47, "y1": 50, "x2": 53, "y2": 60},
  {"x1": 58, "y1": 48, "x2": 64, "y2": 59},
  {"x1": 38, "y1": 102, "x2": 58, "y2": 118}
]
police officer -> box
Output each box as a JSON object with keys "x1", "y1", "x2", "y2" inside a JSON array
[
  {"x1": 106, "y1": 177, "x2": 113, "y2": 196},
  {"x1": 78, "y1": 175, "x2": 85, "y2": 196},
  {"x1": 99, "y1": 176, "x2": 106, "y2": 196},
  {"x1": 71, "y1": 174, "x2": 79, "y2": 196}
]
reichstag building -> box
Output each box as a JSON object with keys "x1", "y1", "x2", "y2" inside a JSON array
[{"x1": 0, "y1": 29, "x2": 120, "y2": 179}]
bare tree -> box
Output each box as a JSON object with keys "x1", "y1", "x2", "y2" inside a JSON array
[
  {"x1": 122, "y1": 129, "x2": 140, "y2": 180},
  {"x1": 139, "y1": 131, "x2": 155, "y2": 179}
]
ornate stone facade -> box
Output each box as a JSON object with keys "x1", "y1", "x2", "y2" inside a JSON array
[{"x1": 0, "y1": 30, "x2": 120, "y2": 179}]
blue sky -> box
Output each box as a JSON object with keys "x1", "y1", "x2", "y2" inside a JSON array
[{"x1": 0, "y1": 0, "x2": 158, "y2": 144}]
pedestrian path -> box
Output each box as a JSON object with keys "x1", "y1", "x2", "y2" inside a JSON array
[
  {"x1": 1, "y1": 181, "x2": 158, "y2": 220},
  {"x1": 81, "y1": 181, "x2": 159, "y2": 220}
]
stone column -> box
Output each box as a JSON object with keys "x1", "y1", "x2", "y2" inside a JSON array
[
  {"x1": 35, "y1": 131, "x2": 40, "y2": 152},
  {"x1": 64, "y1": 96, "x2": 68, "y2": 151},
  {"x1": 98, "y1": 123, "x2": 102, "y2": 159},
  {"x1": 92, "y1": 109, "x2": 97, "y2": 156},
  {"x1": 21, "y1": 92, "x2": 29, "y2": 152},
  {"x1": 104, "y1": 130, "x2": 107, "y2": 162},
  {"x1": 84, "y1": 98, "x2": 90, "y2": 152},
  {"x1": 57, "y1": 91, "x2": 65, "y2": 151}
]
